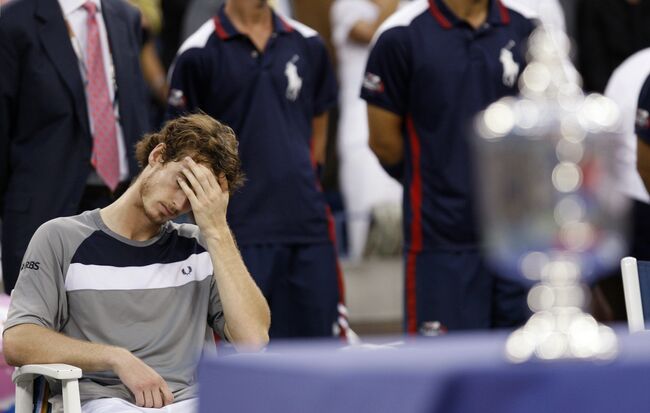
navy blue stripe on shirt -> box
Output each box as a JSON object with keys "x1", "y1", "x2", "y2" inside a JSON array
[{"x1": 70, "y1": 230, "x2": 206, "y2": 267}]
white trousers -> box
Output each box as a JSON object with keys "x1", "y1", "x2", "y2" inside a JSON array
[{"x1": 82, "y1": 398, "x2": 198, "y2": 413}]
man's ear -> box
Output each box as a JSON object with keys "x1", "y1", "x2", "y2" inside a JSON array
[{"x1": 148, "y1": 143, "x2": 166, "y2": 166}]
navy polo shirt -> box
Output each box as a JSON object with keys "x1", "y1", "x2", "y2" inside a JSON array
[
  {"x1": 361, "y1": 0, "x2": 535, "y2": 252},
  {"x1": 166, "y1": 6, "x2": 338, "y2": 245},
  {"x1": 637, "y1": 74, "x2": 650, "y2": 142}
]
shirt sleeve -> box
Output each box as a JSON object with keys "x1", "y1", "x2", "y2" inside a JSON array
[
  {"x1": 636, "y1": 74, "x2": 650, "y2": 143},
  {"x1": 4, "y1": 221, "x2": 68, "y2": 332},
  {"x1": 360, "y1": 27, "x2": 411, "y2": 116},
  {"x1": 309, "y1": 36, "x2": 338, "y2": 116},
  {"x1": 165, "y1": 48, "x2": 209, "y2": 120},
  {"x1": 207, "y1": 275, "x2": 227, "y2": 340}
]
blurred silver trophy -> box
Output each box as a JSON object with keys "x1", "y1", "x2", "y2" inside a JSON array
[{"x1": 474, "y1": 27, "x2": 628, "y2": 362}]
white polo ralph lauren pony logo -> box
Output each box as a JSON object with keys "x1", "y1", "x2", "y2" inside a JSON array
[
  {"x1": 285, "y1": 55, "x2": 302, "y2": 101},
  {"x1": 499, "y1": 40, "x2": 519, "y2": 88}
]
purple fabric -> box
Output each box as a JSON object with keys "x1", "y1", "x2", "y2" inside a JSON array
[{"x1": 199, "y1": 330, "x2": 650, "y2": 413}]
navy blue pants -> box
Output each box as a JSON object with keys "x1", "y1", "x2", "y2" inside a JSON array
[
  {"x1": 404, "y1": 249, "x2": 530, "y2": 333},
  {"x1": 240, "y1": 243, "x2": 341, "y2": 338}
]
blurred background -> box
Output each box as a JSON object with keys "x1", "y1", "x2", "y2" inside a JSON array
[{"x1": 2, "y1": 0, "x2": 650, "y2": 336}]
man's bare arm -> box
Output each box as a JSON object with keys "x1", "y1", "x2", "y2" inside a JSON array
[
  {"x1": 206, "y1": 228, "x2": 270, "y2": 351},
  {"x1": 349, "y1": 0, "x2": 399, "y2": 44},
  {"x1": 4, "y1": 324, "x2": 121, "y2": 369},
  {"x1": 367, "y1": 104, "x2": 404, "y2": 166},
  {"x1": 178, "y1": 157, "x2": 270, "y2": 351},
  {"x1": 311, "y1": 112, "x2": 329, "y2": 166},
  {"x1": 638, "y1": 137, "x2": 650, "y2": 193},
  {"x1": 3, "y1": 324, "x2": 174, "y2": 408}
]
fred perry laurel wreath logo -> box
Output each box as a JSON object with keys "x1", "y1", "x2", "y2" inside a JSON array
[{"x1": 181, "y1": 266, "x2": 193, "y2": 276}]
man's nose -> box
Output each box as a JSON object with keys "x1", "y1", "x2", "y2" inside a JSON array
[{"x1": 173, "y1": 190, "x2": 190, "y2": 211}]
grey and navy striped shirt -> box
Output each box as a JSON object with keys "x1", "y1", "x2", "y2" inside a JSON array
[{"x1": 5, "y1": 209, "x2": 226, "y2": 405}]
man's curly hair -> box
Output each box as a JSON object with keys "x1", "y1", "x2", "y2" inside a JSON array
[{"x1": 135, "y1": 113, "x2": 245, "y2": 193}]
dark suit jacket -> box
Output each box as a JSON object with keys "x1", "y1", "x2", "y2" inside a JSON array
[{"x1": 0, "y1": 0, "x2": 150, "y2": 292}]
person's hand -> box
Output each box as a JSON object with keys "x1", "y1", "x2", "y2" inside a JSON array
[
  {"x1": 177, "y1": 156, "x2": 229, "y2": 238},
  {"x1": 112, "y1": 348, "x2": 174, "y2": 408}
]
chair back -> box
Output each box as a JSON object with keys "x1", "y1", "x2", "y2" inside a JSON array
[{"x1": 621, "y1": 257, "x2": 650, "y2": 332}]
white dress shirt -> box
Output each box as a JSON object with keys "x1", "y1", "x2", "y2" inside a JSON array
[{"x1": 331, "y1": 0, "x2": 403, "y2": 261}]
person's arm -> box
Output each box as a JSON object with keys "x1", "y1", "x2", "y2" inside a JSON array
[
  {"x1": 2, "y1": 221, "x2": 174, "y2": 408},
  {"x1": 141, "y1": 40, "x2": 169, "y2": 105},
  {"x1": 3, "y1": 324, "x2": 174, "y2": 407},
  {"x1": 360, "y1": 25, "x2": 411, "y2": 179},
  {"x1": 367, "y1": 104, "x2": 403, "y2": 166},
  {"x1": 178, "y1": 157, "x2": 270, "y2": 351},
  {"x1": 638, "y1": 137, "x2": 650, "y2": 193},
  {"x1": 311, "y1": 112, "x2": 329, "y2": 166},
  {"x1": 308, "y1": 33, "x2": 338, "y2": 169},
  {"x1": 348, "y1": 0, "x2": 398, "y2": 44}
]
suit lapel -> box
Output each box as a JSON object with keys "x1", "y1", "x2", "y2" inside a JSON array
[{"x1": 34, "y1": 0, "x2": 90, "y2": 137}]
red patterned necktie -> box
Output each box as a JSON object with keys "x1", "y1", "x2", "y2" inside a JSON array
[{"x1": 83, "y1": 1, "x2": 119, "y2": 191}]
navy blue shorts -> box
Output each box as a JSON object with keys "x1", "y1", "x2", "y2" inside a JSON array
[
  {"x1": 240, "y1": 243, "x2": 342, "y2": 338},
  {"x1": 404, "y1": 249, "x2": 530, "y2": 333}
]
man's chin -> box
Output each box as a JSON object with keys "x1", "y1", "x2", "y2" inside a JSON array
[{"x1": 144, "y1": 208, "x2": 170, "y2": 225}]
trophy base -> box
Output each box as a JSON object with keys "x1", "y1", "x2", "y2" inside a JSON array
[{"x1": 505, "y1": 307, "x2": 618, "y2": 362}]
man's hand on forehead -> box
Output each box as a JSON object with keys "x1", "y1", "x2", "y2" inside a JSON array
[
  {"x1": 178, "y1": 156, "x2": 228, "y2": 188},
  {"x1": 177, "y1": 156, "x2": 230, "y2": 237}
]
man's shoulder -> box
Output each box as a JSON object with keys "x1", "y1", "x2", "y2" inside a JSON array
[
  {"x1": 103, "y1": 0, "x2": 141, "y2": 21},
  {"x1": 280, "y1": 15, "x2": 330, "y2": 58},
  {"x1": 35, "y1": 211, "x2": 98, "y2": 242},
  {"x1": 606, "y1": 48, "x2": 650, "y2": 96},
  {"x1": 1, "y1": 0, "x2": 36, "y2": 17},
  {"x1": 281, "y1": 15, "x2": 320, "y2": 40},
  {"x1": 373, "y1": 0, "x2": 429, "y2": 40},
  {"x1": 0, "y1": 0, "x2": 38, "y2": 34},
  {"x1": 501, "y1": 3, "x2": 537, "y2": 37},
  {"x1": 177, "y1": 18, "x2": 219, "y2": 57}
]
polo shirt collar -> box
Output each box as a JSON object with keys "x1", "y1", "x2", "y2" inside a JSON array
[
  {"x1": 213, "y1": 4, "x2": 293, "y2": 40},
  {"x1": 428, "y1": 0, "x2": 510, "y2": 29}
]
